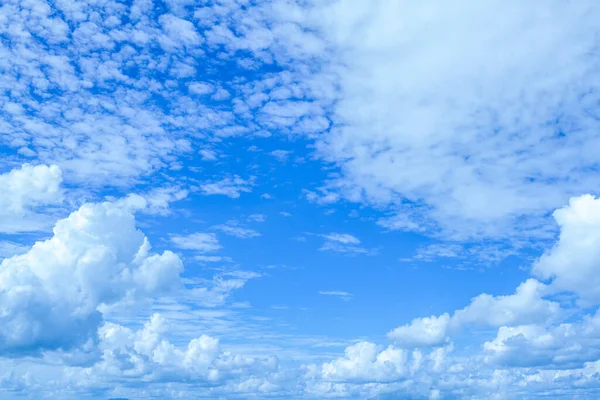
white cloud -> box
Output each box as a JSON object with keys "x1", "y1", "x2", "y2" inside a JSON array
[
  {"x1": 483, "y1": 325, "x2": 556, "y2": 367},
  {"x1": 483, "y1": 309, "x2": 600, "y2": 368},
  {"x1": 5, "y1": 1, "x2": 600, "y2": 398},
  {"x1": 311, "y1": 341, "x2": 449, "y2": 389},
  {"x1": 388, "y1": 279, "x2": 560, "y2": 347},
  {"x1": 247, "y1": 214, "x2": 266, "y2": 222},
  {"x1": 388, "y1": 314, "x2": 451, "y2": 348},
  {"x1": 533, "y1": 194, "x2": 600, "y2": 304},
  {"x1": 304, "y1": 189, "x2": 340, "y2": 206},
  {"x1": 194, "y1": 255, "x2": 233, "y2": 263},
  {"x1": 403, "y1": 242, "x2": 519, "y2": 265},
  {"x1": 185, "y1": 272, "x2": 261, "y2": 308},
  {"x1": 319, "y1": 241, "x2": 373, "y2": 255},
  {"x1": 84, "y1": 313, "x2": 278, "y2": 384},
  {"x1": 213, "y1": 223, "x2": 261, "y2": 239},
  {"x1": 318, "y1": 233, "x2": 374, "y2": 255},
  {"x1": 188, "y1": 82, "x2": 214, "y2": 95},
  {"x1": 0, "y1": 198, "x2": 182, "y2": 353},
  {"x1": 453, "y1": 279, "x2": 560, "y2": 327},
  {"x1": 139, "y1": 186, "x2": 189, "y2": 214},
  {"x1": 0, "y1": 241, "x2": 30, "y2": 259},
  {"x1": 270, "y1": 149, "x2": 291, "y2": 162},
  {"x1": 307, "y1": 0, "x2": 600, "y2": 240},
  {"x1": 319, "y1": 291, "x2": 353, "y2": 301},
  {"x1": 159, "y1": 14, "x2": 202, "y2": 46},
  {"x1": 0, "y1": 164, "x2": 62, "y2": 233},
  {"x1": 321, "y1": 233, "x2": 360, "y2": 245},
  {"x1": 200, "y1": 176, "x2": 254, "y2": 198},
  {"x1": 403, "y1": 244, "x2": 463, "y2": 262},
  {"x1": 212, "y1": 88, "x2": 231, "y2": 100},
  {"x1": 199, "y1": 149, "x2": 218, "y2": 161},
  {"x1": 320, "y1": 342, "x2": 409, "y2": 383},
  {"x1": 0, "y1": 164, "x2": 62, "y2": 212},
  {"x1": 171, "y1": 232, "x2": 222, "y2": 253},
  {"x1": 0, "y1": 1, "x2": 247, "y2": 187},
  {"x1": 484, "y1": 324, "x2": 579, "y2": 368}
]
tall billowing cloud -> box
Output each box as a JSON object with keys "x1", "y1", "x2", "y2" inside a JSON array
[
  {"x1": 534, "y1": 195, "x2": 600, "y2": 304},
  {"x1": 0, "y1": 198, "x2": 182, "y2": 353}
]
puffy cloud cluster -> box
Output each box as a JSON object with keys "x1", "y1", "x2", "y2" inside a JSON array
[
  {"x1": 375, "y1": 194, "x2": 600, "y2": 397},
  {"x1": 0, "y1": 0, "x2": 329, "y2": 188},
  {"x1": 319, "y1": 342, "x2": 411, "y2": 382},
  {"x1": 0, "y1": 191, "x2": 598, "y2": 400},
  {"x1": 453, "y1": 279, "x2": 560, "y2": 327},
  {"x1": 483, "y1": 309, "x2": 600, "y2": 369},
  {"x1": 388, "y1": 279, "x2": 560, "y2": 347},
  {"x1": 0, "y1": 164, "x2": 280, "y2": 396},
  {"x1": 388, "y1": 314, "x2": 451, "y2": 348},
  {"x1": 0, "y1": 197, "x2": 182, "y2": 353},
  {"x1": 3, "y1": 0, "x2": 600, "y2": 397},
  {"x1": 91, "y1": 314, "x2": 278, "y2": 383},
  {"x1": 534, "y1": 194, "x2": 600, "y2": 304},
  {"x1": 0, "y1": 164, "x2": 62, "y2": 233},
  {"x1": 305, "y1": 341, "x2": 451, "y2": 399}
]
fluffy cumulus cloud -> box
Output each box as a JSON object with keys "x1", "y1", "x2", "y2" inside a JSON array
[
  {"x1": 482, "y1": 309, "x2": 600, "y2": 369},
  {"x1": 0, "y1": 197, "x2": 182, "y2": 353},
  {"x1": 319, "y1": 342, "x2": 410, "y2": 382},
  {"x1": 371, "y1": 196, "x2": 600, "y2": 397},
  {"x1": 388, "y1": 279, "x2": 560, "y2": 348},
  {"x1": 4, "y1": 0, "x2": 600, "y2": 399},
  {"x1": 388, "y1": 314, "x2": 451, "y2": 348},
  {"x1": 0, "y1": 164, "x2": 62, "y2": 232},
  {"x1": 86, "y1": 314, "x2": 279, "y2": 384},
  {"x1": 305, "y1": 341, "x2": 451, "y2": 399},
  {"x1": 247, "y1": 214, "x2": 265, "y2": 222},
  {"x1": 452, "y1": 279, "x2": 560, "y2": 327},
  {"x1": 533, "y1": 195, "x2": 600, "y2": 304}
]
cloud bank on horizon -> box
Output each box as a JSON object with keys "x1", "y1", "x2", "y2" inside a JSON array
[{"x1": 2, "y1": 1, "x2": 600, "y2": 399}]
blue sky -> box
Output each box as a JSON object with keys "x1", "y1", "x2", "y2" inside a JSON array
[{"x1": 2, "y1": 0, "x2": 600, "y2": 399}]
